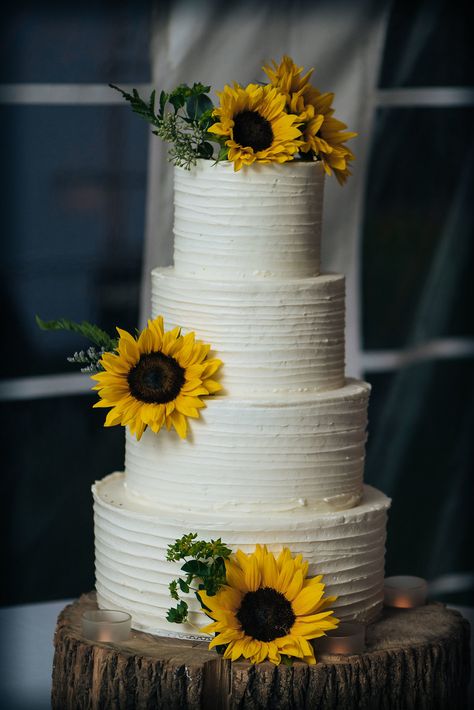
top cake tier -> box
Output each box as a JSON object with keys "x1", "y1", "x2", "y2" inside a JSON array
[{"x1": 173, "y1": 160, "x2": 324, "y2": 280}]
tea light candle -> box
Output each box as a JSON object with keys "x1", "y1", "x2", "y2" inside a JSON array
[
  {"x1": 384, "y1": 576, "x2": 427, "y2": 609},
  {"x1": 81, "y1": 609, "x2": 132, "y2": 643},
  {"x1": 315, "y1": 621, "x2": 366, "y2": 655}
]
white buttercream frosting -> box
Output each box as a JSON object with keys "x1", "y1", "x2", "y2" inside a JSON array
[
  {"x1": 93, "y1": 474, "x2": 390, "y2": 637},
  {"x1": 152, "y1": 269, "x2": 345, "y2": 394},
  {"x1": 173, "y1": 160, "x2": 324, "y2": 279},
  {"x1": 124, "y1": 380, "x2": 369, "y2": 512},
  {"x1": 92, "y1": 156, "x2": 391, "y2": 640}
]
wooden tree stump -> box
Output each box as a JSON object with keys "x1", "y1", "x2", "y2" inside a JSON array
[{"x1": 52, "y1": 592, "x2": 470, "y2": 709}]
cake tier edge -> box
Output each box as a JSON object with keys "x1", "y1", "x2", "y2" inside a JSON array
[
  {"x1": 124, "y1": 379, "x2": 371, "y2": 514},
  {"x1": 93, "y1": 474, "x2": 390, "y2": 638},
  {"x1": 152, "y1": 268, "x2": 346, "y2": 396}
]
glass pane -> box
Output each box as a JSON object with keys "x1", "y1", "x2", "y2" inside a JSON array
[
  {"x1": 0, "y1": 1, "x2": 151, "y2": 84},
  {"x1": 2, "y1": 105, "x2": 148, "y2": 377},
  {"x1": 380, "y1": 0, "x2": 474, "y2": 88},
  {"x1": 1, "y1": 395, "x2": 124, "y2": 605},
  {"x1": 362, "y1": 107, "x2": 474, "y2": 350},
  {"x1": 365, "y1": 359, "x2": 474, "y2": 605}
]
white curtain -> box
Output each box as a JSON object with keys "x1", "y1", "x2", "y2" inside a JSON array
[{"x1": 141, "y1": 0, "x2": 390, "y2": 378}]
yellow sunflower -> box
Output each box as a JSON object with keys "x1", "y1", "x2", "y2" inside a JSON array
[
  {"x1": 263, "y1": 56, "x2": 357, "y2": 184},
  {"x1": 263, "y1": 55, "x2": 314, "y2": 103},
  {"x1": 302, "y1": 108, "x2": 357, "y2": 185},
  {"x1": 199, "y1": 545, "x2": 339, "y2": 665},
  {"x1": 91, "y1": 316, "x2": 222, "y2": 441},
  {"x1": 208, "y1": 82, "x2": 302, "y2": 171}
]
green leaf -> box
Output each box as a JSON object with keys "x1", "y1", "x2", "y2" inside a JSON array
[
  {"x1": 159, "y1": 90, "x2": 167, "y2": 117},
  {"x1": 166, "y1": 533, "x2": 198, "y2": 561},
  {"x1": 35, "y1": 315, "x2": 116, "y2": 350},
  {"x1": 169, "y1": 580, "x2": 179, "y2": 601},
  {"x1": 181, "y1": 560, "x2": 210, "y2": 578},
  {"x1": 214, "y1": 556, "x2": 227, "y2": 575},
  {"x1": 204, "y1": 577, "x2": 220, "y2": 595},
  {"x1": 186, "y1": 94, "x2": 214, "y2": 121},
  {"x1": 167, "y1": 534, "x2": 232, "y2": 625},
  {"x1": 148, "y1": 89, "x2": 156, "y2": 114},
  {"x1": 198, "y1": 142, "x2": 214, "y2": 160},
  {"x1": 178, "y1": 578, "x2": 190, "y2": 594},
  {"x1": 166, "y1": 600, "x2": 189, "y2": 624},
  {"x1": 109, "y1": 84, "x2": 160, "y2": 128},
  {"x1": 189, "y1": 82, "x2": 211, "y2": 96},
  {"x1": 168, "y1": 85, "x2": 188, "y2": 112},
  {"x1": 217, "y1": 145, "x2": 229, "y2": 162},
  {"x1": 198, "y1": 108, "x2": 214, "y2": 132}
]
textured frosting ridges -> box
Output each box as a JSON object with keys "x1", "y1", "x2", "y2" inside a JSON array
[
  {"x1": 124, "y1": 380, "x2": 369, "y2": 513},
  {"x1": 173, "y1": 160, "x2": 324, "y2": 279},
  {"x1": 92, "y1": 157, "x2": 391, "y2": 640},
  {"x1": 152, "y1": 269, "x2": 345, "y2": 394},
  {"x1": 93, "y1": 474, "x2": 390, "y2": 637}
]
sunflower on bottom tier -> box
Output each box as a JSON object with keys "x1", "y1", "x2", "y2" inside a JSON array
[
  {"x1": 199, "y1": 545, "x2": 339, "y2": 665},
  {"x1": 91, "y1": 316, "x2": 222, "y2": 441}
]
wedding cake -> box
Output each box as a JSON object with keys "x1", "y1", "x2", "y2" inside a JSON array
[{"x1": 92, "y1": 159, "x2": 390, "y2": 638}]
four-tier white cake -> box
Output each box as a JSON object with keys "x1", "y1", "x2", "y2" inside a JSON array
[{"x1": 93, "y1": 159, "x2": 390, "y2": 638}]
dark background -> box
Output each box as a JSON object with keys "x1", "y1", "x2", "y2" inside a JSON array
[{"x1": 1, "y1": 0, "x2": 473, "y2": 608}]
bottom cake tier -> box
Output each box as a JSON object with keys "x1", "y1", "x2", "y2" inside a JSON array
[{"x1": 92, "y1": 473, "x2": 390, "y2": 638}]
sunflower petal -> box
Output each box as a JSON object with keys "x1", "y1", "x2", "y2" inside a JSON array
[
  {"x1": 170, "y1": 410, "x2": 187, "y2": 439},
  {"x1": 284, "y1": 569, "x2": 304, "y2": 601},
  {"x1": 202, "y1": 379, "x2": 222, "y2": 394},
  {"x1": 104, "y1": 408, "x2": 124, "y2": 427},
  {"x1": 276, "y1": 634, "x2": 304, "y2": 658},
  {"x1": 252, "y1": 642, "x2": 270, "y2": 664},
  {"x1": 262, "y1": 551, "x2": 279, "y2": 589},
  {"x1": 291, "y1": 585, "x2": 325, "y2": 616},
  {"x1": 243, "y1": 554, "x2": 261, "y2": 592},
  {"x1": 267, "y1": 641, "x2": 281, "y2": 665},
  {"x1": 200, "y1": 358, "x2": 223, "y2": 379},
  {"x1": 277, "y1": 548, "x2": 292, "y2": 570},
  {"x1": 199, "y1": 586, "x2": 242, "y2": 613},
  {"x1": 275, "y1": 558, "x2": 296, "y2": 594},
  {"x1": 209, "y1": 628, "x2": 243, "y2": 649},
  {"x1": 225, "y1": 559, "x2": 248, "y2": 593}
]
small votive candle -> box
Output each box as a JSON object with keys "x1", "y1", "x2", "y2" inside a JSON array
[
  {"x1": 384, "y1": 576, "x2": 427, "y2": 609},
  {"x1": 315, "y1": 621, "x2": 366, "y2": 655},
  {"x1": 81, "y1": 609, "x2": 132, "y2": 643}
]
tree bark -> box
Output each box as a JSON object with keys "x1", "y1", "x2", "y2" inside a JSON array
[{"x1": 52, "y1": 592, "x2": 470, "y2": 709}]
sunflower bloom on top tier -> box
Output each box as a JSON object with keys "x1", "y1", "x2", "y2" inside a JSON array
[
  {"x1": 199, "y1": 545, "x2": 339, "y2": 665},
  {"x1": 264, "y1": 55, "x2": 357, "y2": 184},
  {"x1": 208, "y1": 83, "x2": 302, "y2": 171},
  {"x1": 302, "y1": 109, "x2": 357, "y2": 185},
  {"x1": 91, "y1": 316, "x2": 222, "y2": 441},
  {"x1": 263, "y1": 55, "x2": 314, "y2": 103}
]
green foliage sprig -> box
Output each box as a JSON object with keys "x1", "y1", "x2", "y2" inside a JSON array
[
  {"x1": 36, "y1": 316, "x2": 118, "y2": 373},
  {"x1": 111, "y1": 83, "x2": 222, "y2": 169},
  {"x1": 166, "y1": 533, "x2": 232, "y2": 624}
]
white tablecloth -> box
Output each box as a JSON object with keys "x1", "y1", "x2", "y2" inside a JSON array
[
  {"x1": 0, "y1": 599, "x2": 73, "y2": 710},
  {"x1": 0, "y1": 599, "x2": 472, "y2": 709}
]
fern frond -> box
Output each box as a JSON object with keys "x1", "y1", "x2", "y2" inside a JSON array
[
  {"x1": 109, "y1": 84, "x2": 160, "y2": 127},
  {"x1": 35, "y1": 315, "x2": 117, "y2": 350}
]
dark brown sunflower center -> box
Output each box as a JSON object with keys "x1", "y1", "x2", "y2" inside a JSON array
[
  {"x1": 127, "y1": 352, "x2": 185, "y2": 404},
  {"x1": 233, "y1": 110, "x2": 273, "y2": 151},
  {"x1": 236, "y1": 587, "x2": 295, "y2": 642}
]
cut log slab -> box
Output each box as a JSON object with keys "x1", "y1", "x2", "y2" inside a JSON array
[{"x1": 52, "y1": 592, "x2": 470, "y2": 710}]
